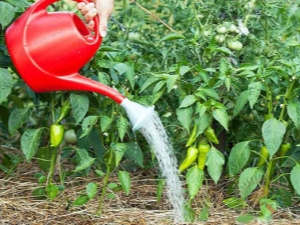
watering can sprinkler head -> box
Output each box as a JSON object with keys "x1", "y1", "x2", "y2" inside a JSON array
[
  {"x1": 5, "y1": 0, "x2": 154, "y2": 129},
  {"x1": 121, "y1": 98, "x2": 155, "y2": 131}
]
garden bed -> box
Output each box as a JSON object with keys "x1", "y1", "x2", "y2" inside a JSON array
[{"x1": 0, "y1": 162, "x2": 299, "y2": 225}]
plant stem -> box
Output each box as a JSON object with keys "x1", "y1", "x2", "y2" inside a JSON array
[
  {"x1": 263, "y1": 160, "x2": 274, "y2": 197},
  {"x1": 279, "y1": 79, "x2": 295, "y2": 121},
  {"x1": 46, "y1": 147, "x2": 57, "y2": 186},
  {"x1": 96, "y1": 149, "x2": 114, "y2": 216}
]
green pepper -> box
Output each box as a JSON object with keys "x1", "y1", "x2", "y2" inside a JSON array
[
  {"x1": 256, "y1": 146, "x2": 269, "y2": 167},
  {"x1": 197, "y1": 140, "x2": 210, "y2": 170},
  {"x1": 204, "y1": 127, "x2": 219, "y2": 144},
  {"x1": 278, "y1": 143, "x2": 291, "y2": 156},
  {"x1": 50, "y1": 123, "x2": 64, "y2": 147},
  {"x1": 186, "y1": 124, "x2": 197, "y2": 147},
  {"x1": 264, "y1": 113, "x2": 273, "y2": 121},
  {"x1": 179, "y1": 146, "x2": 199, "y2": 173},
  {"x1": 56, "y1": 102, "x2": 71, "y2": 123}
]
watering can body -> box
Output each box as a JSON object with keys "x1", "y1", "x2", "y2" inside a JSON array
[{"x1": 5, "y1": 0, "x2": 125, "y2": 104}]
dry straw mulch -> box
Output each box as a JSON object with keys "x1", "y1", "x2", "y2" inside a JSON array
[{"x1": 0, "y1": 162, "x2": 300, "y2": 225}]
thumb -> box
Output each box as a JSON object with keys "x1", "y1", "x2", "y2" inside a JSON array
[{"x1": 98, "y1": 15, "x2": 108, "y2": 38}]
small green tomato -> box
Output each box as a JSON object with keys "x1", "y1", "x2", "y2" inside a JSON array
[
  {"x1": 216, "y1": 26, "x2": 227, "y2": 34},
  {"x1": 64, "y1": 129, "x2": 77, "y2": 145},
  {"x1": 227, "y1": 41, "x2": 243, "y2": 50}
]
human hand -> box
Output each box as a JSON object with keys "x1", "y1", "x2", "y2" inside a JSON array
[{"x1": 77, "y1": 0, "x2": 114, "y2": 38}]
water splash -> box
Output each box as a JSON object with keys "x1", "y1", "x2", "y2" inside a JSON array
[{"x1": 138, "y1": 112, "x2": 185, "y2": 223}]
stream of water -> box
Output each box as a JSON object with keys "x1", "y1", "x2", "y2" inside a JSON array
[{"x1": 138, "y1": 112, "x2": 185, "y2": 223}]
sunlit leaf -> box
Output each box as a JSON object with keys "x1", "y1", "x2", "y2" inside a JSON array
[
  {"x1": 176, "y1": 107, "x2": 194, "y2": 133},
  {"x1": 206, "y1": 146, "x2": 225, "y2": 184},
  {"x1": 228, "y1": 141, "x2": 251, "y2": 176},
  {"x1": 212, "y1": 108, "x2": 228, "y2": 131},
  {"x1": 118, "y1": 171, "x2": 131, "y2": 195},
  {"x1": 86, "y1": 182, "x2": 98, "y2": 199},
  {"x1": 262, "y1": 118, "x2": 286, "y2": 157},
  {"x1": 186, "y1": 165, "x2": 204, "y2": 200},
  {"x1": 179, "y1": 95, "x2": 198, "y2": 108},
  {"x1": 248, "y1": 82, "x2": 262, "y2": 109},
  {"x1": 291, "y1": 165, "x2": 300, "y2": 195},
  {"x1": 239, "y1": 167, "x2": 263, "y2": 199}
]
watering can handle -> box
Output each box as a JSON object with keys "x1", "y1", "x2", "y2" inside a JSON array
[{"x1": 31, "y1": 0, "x2": 100, "y2": 39}]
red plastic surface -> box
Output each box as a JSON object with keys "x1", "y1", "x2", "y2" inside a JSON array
[{"x1": 5, "y1": 0, "x2": 125, "y2": 104}]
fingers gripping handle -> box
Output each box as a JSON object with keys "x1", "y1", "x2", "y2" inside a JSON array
[{"x1": 30, "y1": 0, "x2": 100, "y2": 38}]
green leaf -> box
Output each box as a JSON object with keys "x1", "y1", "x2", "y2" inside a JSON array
[
  {"x1": 259, "y1": 198, "x2": 277, "y2": 218},
  {"x1": 236, "y1": 215, "x2": 255, "y2": 223},
  {"x1": 21, "y1": 128, "x2": 43, "y2": 161},
  {"x1": 100, "y1": 115, "x2": 113, "y2": 132},
  {"x1": 195, "y1": 113, "x2": 210, "y2": 136},
  {"x1": 124, "y1": 142, "x2": 144, "y2": 168},
  {"x1": 219, "y1": 58, "x2": 230, "y2": 76},
  {"x1": 86, "y1": 182, "x2": 98, "y2": 199},
  {"x1": 197, "y1": 88, "x2": 220, "y2": 100},
  {"x1": 179, "y1": 95, "x2": 198, "y2": 108},
  {"x1": 262, "y1": 118, "x2": 286, "y2": 158},
  {"x1": 214, "y1": 47, "x2": 235, "y2": 56},
  {"x1": 0, "y1": 68, "x2": 13, "y2": 103},
  {"x1": 72, "y1": 195, "x2": 90, "y2": 206},
  {"x1": 5, "y1": 0, "x2": 31, "y2": 8},
  {"x1": 206, "y1": 146, "x2": 225, "y2": 184},
  {"x1": 179, "y1": 66, "x2": 191, "y2": 76},
  {"x1": 140, "y1": 76, "x2": 161, "y2": 92},
  {"x1": 156, "y1": 179, "x2": 166, "y2": 203},
  {"x1": 46, "y1": 184, "x2": 59, "y2": 201},
  {"x1": 151, "y1": 86, "x2": 166, "y2": 104},
  {"x1": 239, "y1": 167, "x2": 263, "y2": 199},
  {"x1": 112, "y1": 142, "x2": 127, "y2": 166},
  {"x1": 198, "y1": 206, "x2": 209, "y2": 222},
  {"x1": 223, "y1": 197, "x2": 247, "y2": 209},
  {"x1": 248, "y1": 82, "x2": 262, "y2": 109},
  {"x1": 113, "y1": 63, "x2": 134, "y2": 89},
  {"x1": 212, "y1": 108, "x2": 228, "y2": 131},
  {"x1": 0, "y1": 2, "x2": 15, "y2": 27},
  {"x1": 233, "y1": 91, "x2": 248, "y2": 117},
  {"x1": 290, "y1": 165, "x2": 300, "y2": 195},
  {"x1": 287, "y1": 102, "x2": 300, "y2": 129},
  {"x1": 80, "y1": 116, "x2": 98, "y2": 138},
  {"x1": 166, "y1": 75, "x2": 178, "y2": 92},
  {"x1": 159, "y1": 33, "x2": 185, "y2": 42},
  {"x1": 186, "y1": 165, "x2": 204, "y2": 200},
  {"x1": 176, "y1": 107, "x2": 193, "y2": 133},
  {"x1": 228, "y1": 141, "x2": 251, "y2": 176},
  {"x1": 8, "y1": 107, "x2": 30, "y2": 135},
  {"x1": 118, "y1": 171, "x2": 131, "y2": 195},
  {"x1": 116, "y1": 116, "x2": 129, "y2": 141},
  {"x1": 70, "y1": 93, "x2": 89, "y2": 124},
  {"x1": 74, "y1": 148, "x2": 96, "y2": 172}
]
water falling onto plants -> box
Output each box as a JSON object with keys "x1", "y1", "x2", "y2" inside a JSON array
[{"x1": 138, "y1": 112, "x2": 185, "y2": 223}]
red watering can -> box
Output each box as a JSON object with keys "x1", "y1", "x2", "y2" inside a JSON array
[
  {"x1": 5, "y1": 0, "x2": 125, "y2": 104},
  {"x1": 5, "y1": 0, "x2": 154, "y2": 130}
]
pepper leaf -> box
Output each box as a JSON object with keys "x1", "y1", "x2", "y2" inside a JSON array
[
  {"x1": 262, "y1": 118, "x2": 286, "y2": 158},
  {"x1": 206, "y1": 146, "x2": 225, "y2": 184}
]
